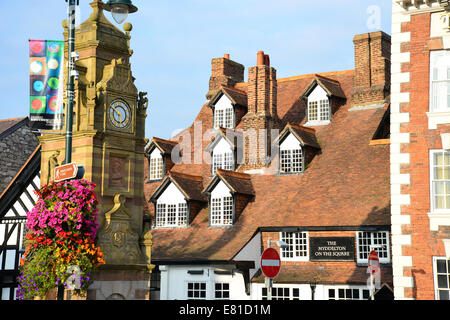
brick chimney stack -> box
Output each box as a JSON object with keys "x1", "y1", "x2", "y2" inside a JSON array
[
  {"x1": 239, "y1": 51, "x2": 280, "y2": 172},
  {"x1": 352, "y1": 31, "x2": 391, "y2": 106},
  {"x1": 206, "y1": 54, "x2": 244, "y2": 100}
]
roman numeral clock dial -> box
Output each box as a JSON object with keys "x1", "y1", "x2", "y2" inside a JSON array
[{"x1": 109, "y1": 99, "x2": 131, "y2": 129}]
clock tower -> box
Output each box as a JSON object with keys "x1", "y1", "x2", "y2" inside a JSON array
[{"x1": 38, "y1": 0, "x2": 153, "y2": 300}]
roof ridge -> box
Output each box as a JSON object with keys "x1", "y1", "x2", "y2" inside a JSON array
[
  {"x1": 217, "y1": 169, "x2": 251, "y2": 180},
  {"x1": 233, "y1": 69, "x2": 354, "y2": 87},
  {"x1": 221, "y1": 85, "x2": 247, "y2": 95},
  {"x1": 0, "y1": 117, "x2": 27, "y2": 123},
  {"x1": 152, "y1": 137, "x2": 178, "y2": 145},
  {"x1": 314, "y1": 74, "x2": 341, "y2": 84},
  {"x1": 287, "y1": 122, "x2": 316, "y2": 134}
]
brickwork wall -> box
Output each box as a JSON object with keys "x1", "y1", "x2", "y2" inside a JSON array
[
  {"x1": 352, "y1": 31, "x2": 391, "y2": 106},
  {"x1": 391, "y1": 3, "x2": 450, "y2": 300},
  {"x1": 207, "y1": 57, "x2": 245, "y2": 100}
]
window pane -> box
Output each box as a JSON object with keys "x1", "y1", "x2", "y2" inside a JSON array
[
  {"x1": 224, "y1": 108, "x2": 233, "y2": 129},
  {"x1": 437, "y1": 259, "x2": 447, "y2": 274},
  {"x1": 319, "y1": 99, "x2": 330, "y2": 121},
  {"x1": 439, "y1": 290, "x2": 449, "y2": 300},
  {"x1": 438, "y1": 275, "x2": 448, "y2": 288},
  {"x1": 308, "y1": 101, "x2": 318, "y2": 121},
  {"x1": 5, "y1": 250, "x2": 16, "y2": 270},
  {"x1": 328, "y1": 289, "x2": 335, "y2": 299}
]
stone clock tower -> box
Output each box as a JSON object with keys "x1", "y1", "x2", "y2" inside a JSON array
[{"x1": 38, "y1": 0, "x2": 153, "y2": 300}]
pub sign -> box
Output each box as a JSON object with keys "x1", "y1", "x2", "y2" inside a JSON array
[{"x1": 310, "y1": 237, "x2": 355, "y2": 261}]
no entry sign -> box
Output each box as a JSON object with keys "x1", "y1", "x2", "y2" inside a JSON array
[
  {"x1": 261, "y1": 248, "x2": 281, "y2": 279},
  {"x1": 368, "y1": 250, "x2": 380, "y2": 274}
]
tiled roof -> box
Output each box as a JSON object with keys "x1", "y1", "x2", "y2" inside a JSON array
[
  {"x1": 276, "y1": 123, "x2": 321, "y2": 150},
  {"x1": 301, "y1": 74, "x2": 347, "y2": 100},
  {"x1": 204, "y1": 169, "x2": 254, "y2": 196},
  {"x1": 145, "y1": 69, "x2": 390, "y2": 262},
  {"x1": 145, "y1": 137, "x2": 178, "y2": 156},
  {"x1": 209, "y1": 85, "x2": 248, "y2": 108},
  {"x1": 0, "y1": 117, "x2": 28, "y2": 139},
  {"x1": 150, "y1": 171, "x2": 206, "y2": 203},
  {"x1": 205, "y1": 127, "x2": 242, "y2": 152}
]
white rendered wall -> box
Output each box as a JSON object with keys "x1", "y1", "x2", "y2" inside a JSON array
[
  {"x1": 212, "y1": 137, "x2": 233, "y2": 155},
  {"x1": 211, "y1": 180, "x2": 232, "y2": 199},
  {"x1": 307, "y1": 85, "x2": 328, "y2": 101},
  {"x1": 159, "y1": 264, "x2": 251, "y2": 300},
  {"x1": 149, "y1": 147, "x2": 163, "y2": 159},
  {"x1": 233, "y1": 232, "x2": 262, "y2": 280},
  {"x1": 157, "y1": 181, "x2": 186, "y2": 204},
  {"x1": 215, "y1": 94, "x2": 233, "y2": 111},
  {"x1": 279, "y1": 132, "x2": 302, "y2": 151}
]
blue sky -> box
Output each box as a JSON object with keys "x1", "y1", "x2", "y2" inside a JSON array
[{"x1": 0, "y1": 0, "x2": 391, "y2": 140}]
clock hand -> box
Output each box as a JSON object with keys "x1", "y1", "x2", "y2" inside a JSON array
[{"x1": 110, "y1": 105, "x2": 122, "y2": 118}]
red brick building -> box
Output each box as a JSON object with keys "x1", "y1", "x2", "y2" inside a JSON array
[
  {"x1": 391, "y1": 0, "x2": 450, "y2": 300},
  {"x1": 144, "y1": 31, "x2": 392, "y2": 300}
]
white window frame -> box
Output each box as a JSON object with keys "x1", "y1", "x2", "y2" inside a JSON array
[
  {"x1": 214, "y1": 282, "x2": 230, "y2": 300},
  {"x1": 211, "y1": 151, "x2": 234, "y2": 174},
  {"x1": 214, "y1": 107, "x2": 234, "y2": 129},
  {"x1": 433, "y1": 256, "x2": 450, "y2": 300},
  {"x1": 307, "y1": 99, "x2": 331, "y2": 124},
  {"x1": 210, "y1": 196, "x2": 234, "y2": 227},
  {"x1": 186, "y1": 281, "x2": 207, "y2": 300},
  {"x1": 155, "y1": 202, "x2": 188, "y2": 228},
  {"x1": 430, "y1": 149, "x2": 450, "y2": 213},
  {"x1": 279, "y1": 232, "x2": 309, "y2": 261},
  {"x1": 427, "y1": 50, "x2": 450, "y2": 129},
  {"x1": 356, "y1": 231, "x2": 390, "y2": 264},
  {"x1": 149, "y1": 152, "x2": 164, "y2": 181},
  {"x1": 279, "y1": 148, "x2": 304, "y2": 174},
  {"x1": 325, "y1": 285, "x2": 371, "y2": 300},
  {"x1": 430, "y1": 50, "x2": 450, "y2": 113}
]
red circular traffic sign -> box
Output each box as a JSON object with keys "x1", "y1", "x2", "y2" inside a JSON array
[
  {"x1": 368, "y1": 250, "x2": 380, "y2": 275},
  {"x1": 261, "y1": 248, "x2": 281, "y2": 279}
]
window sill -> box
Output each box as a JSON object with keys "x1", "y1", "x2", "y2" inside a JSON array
[
  {"x1": 153, "y1": 225, "x2": 189, "y2": 230},
  {"x1": 428, "y1": 212, "x2": 450, "y2": 231},
  {"x1": 304, "y1": 120, "x2": 330, "y2": 127},
  {"x1": 426, "y1": 111, "x2": 450, "y2": 130}
]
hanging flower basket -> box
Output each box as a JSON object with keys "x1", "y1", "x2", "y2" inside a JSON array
[{"x1": 17, "y1": 179, "x2": 105, "y2": 300}]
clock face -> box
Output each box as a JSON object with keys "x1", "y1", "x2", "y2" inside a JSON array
[{"x1": 109, "y1": 100, "x2": 131, "y2": 129}]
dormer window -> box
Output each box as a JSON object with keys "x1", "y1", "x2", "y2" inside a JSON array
[
  {"x1": 214, "y1": 101, "x2": 234, "y2": 129},
  {"x1": 206, "y1": 129, "x2": 239, "y2": 175},
  {"x1": 274, "y1": 123, "x2": 321, "y2": 175},
  {"x1": 203, "y1": 170, "x2": 254, "y2": 228},
  {"x1": 306, "y1": 85, "x2": 331, "y2": 124},
  {"x1": 149, "y1": 148, "x2": 164, "y2": 181},
  {"x1": 154, "y1": 183, "x2": 188, "y2": 228},
  {"x1": 209, "y1": 86, "x2": 248, "y2": 130},
  {"x1": 150, "y1": 172, "x2": 207, "y2": 229},
  {"x1": 308, "y1": 98, "x2": 330, "y2": 122},
  {"x1": 279, "y1": 132, "x2": 304, "y2": 174},
  {"x1": 212, "y1": 152, "x2": 234, "y2": 173},
  {"x1": 302, "y1": 75, "x2": 346, "y2": 126},
  {"x1": 145, "y1": 137, "x2": 178, "y2": 182},
  {"x1": 211, "y1": 194, "x2": 234, "y2": 226}
]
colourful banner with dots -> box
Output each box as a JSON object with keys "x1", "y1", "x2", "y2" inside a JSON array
[{"x1": 29, "y1": 40, "x2": 64, "y2": 130}]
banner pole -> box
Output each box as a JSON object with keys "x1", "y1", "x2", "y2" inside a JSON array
[{"x1": 64, "y1": 0, "x2": 77, "y2": 165}]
